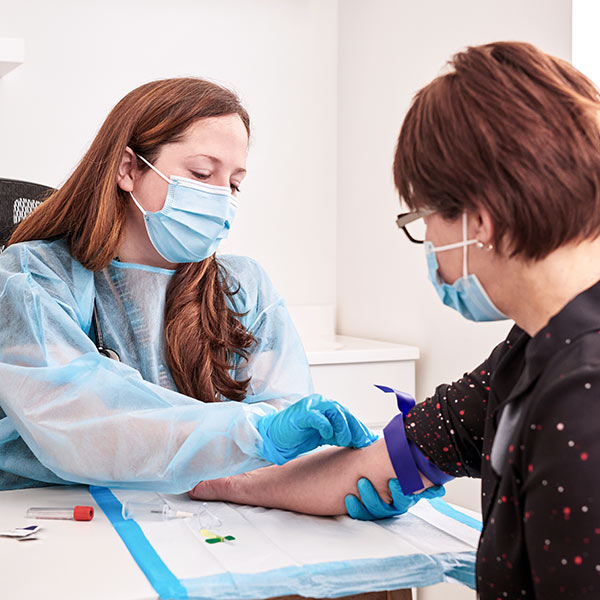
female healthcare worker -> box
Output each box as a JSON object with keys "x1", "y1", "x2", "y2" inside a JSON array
[
  {"x1": 189, "y1": 42, "x2": 600, "y2": 598},
  {"x1": 0, "y1": 77, "x2": 375, "y2": 491}
]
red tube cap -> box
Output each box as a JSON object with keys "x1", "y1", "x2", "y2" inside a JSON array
[{"x1": 73, "y1": 505, "x2": 94, "y2": 521}]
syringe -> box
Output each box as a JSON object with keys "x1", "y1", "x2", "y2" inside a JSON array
[{"x1": 121, "y1": 500, "x2": 221, "y2": 528}]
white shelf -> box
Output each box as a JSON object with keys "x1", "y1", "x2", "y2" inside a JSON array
[
  {"x1": 306, "y1": 334, "x2": 419, "y2": 365},
  {"x1": 0, "y1": 38, "x2": 24, "y2": 78}
]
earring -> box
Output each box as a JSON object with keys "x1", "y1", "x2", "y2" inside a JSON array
[{"x1": 476, "y1": 241, "x2": 494, "y2": 251}]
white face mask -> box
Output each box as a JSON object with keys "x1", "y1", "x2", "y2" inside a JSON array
[
  {"x1": 424, "y1": 213, "x2": 508, "y2": 322},
  {"x1": 130, "y1": 155, "x2": 238, "y2": 263}
]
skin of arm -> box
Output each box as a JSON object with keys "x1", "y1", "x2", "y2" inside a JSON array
[{"x1": 188, "y1": 438, "x2": 433, "y2": 515}]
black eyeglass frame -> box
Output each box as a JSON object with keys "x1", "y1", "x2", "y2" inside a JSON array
[{"x1": 396, "y1": 208, "x2": 435, "y2": 244}]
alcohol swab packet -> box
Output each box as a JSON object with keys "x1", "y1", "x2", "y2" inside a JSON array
[{"x1": 1, "y1": 525, "x2": 40, "y2": 539}]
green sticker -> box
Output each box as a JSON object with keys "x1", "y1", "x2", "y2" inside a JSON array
[{"x1": 202, "y1": 531, "x2": 236, "y2": 544}]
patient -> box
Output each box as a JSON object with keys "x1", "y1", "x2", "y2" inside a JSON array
[
  {"x1": 192, "y1": 41, "x2": 600, "y2": 599},
  {"x1": 189, "y1": 439, "x2": 435, "y2": 515}
]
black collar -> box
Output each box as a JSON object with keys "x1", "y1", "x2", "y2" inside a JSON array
[{"x1": 492, "y1": 278, "x2": 600, "y2": 412}]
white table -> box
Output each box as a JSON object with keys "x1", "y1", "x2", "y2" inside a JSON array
[
  {"x1": 1, "y1": 485, "x2": 477, "y2": 600},
  {"x1": 1, "y1": 485, "x2": 156, "y2": 600}
]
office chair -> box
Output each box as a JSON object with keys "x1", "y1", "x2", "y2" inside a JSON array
[
  {"x1": 0, "y1": 178, "x2": 54, "y2": 251},
  {"x1": 0, "y1": 178, "x2": 118, "y2": 358}
]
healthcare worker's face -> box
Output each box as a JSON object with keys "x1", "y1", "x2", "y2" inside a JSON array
[
  {"x1": 133, "y1": 114, "x2": 248, "y2": 211},
  {"x1": 117, "y1": 113, "x2": 248, "y2": 267}
]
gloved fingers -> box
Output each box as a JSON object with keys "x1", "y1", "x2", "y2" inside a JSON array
[
  {"x1": 356, "y1": 477, "x2": 397, "y2": 517},
  {"x1": 388, "y1": 478, "x2": 406, "y2": 497},
  {"x1": 302, "y1": 392, "x2": 323, "y2": 407},
  {"x1": 388, "y1": 478, "x2": 419, "y2": 512},
  {"x1": 344, "y1": 493, "x2": 376, "y2": 520},
  {"x1": 296, "y1": 410, "x2": 334, "y2": 440},
  {"x1": 346, "y1": 412, "x2": 378, "y2": 448},
  {"x1": 322, "y1": 404, "x2": 352, "y2": 447},
  {"x1": 417, "y1": 484, "x2": 446, "y2": 500},
  {"x1": 388, "y1": 479, "x2": 445, "y2": 506}
]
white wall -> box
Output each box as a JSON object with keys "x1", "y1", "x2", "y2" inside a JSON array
[
  {"x1": 0, "y1": 0, "x2": 338, "y2": 307},
  {"x1": 572, "y1": 0, "x2": 600, "y2": 86}
]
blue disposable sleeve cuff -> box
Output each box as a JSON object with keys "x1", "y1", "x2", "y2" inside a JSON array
[
  {"x1": 383, "y1": 413, "x2": 425, "y2": 494},
  {"x1": 408, "y1": 440, "x2": 454, "y2": 485}
]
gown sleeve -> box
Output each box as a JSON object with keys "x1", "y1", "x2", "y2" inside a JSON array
[{"x1": 0, "y1": 243, "x2": 290, "y2": 493}]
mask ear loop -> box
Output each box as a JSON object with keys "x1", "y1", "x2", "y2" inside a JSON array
[
  {"x1": 129, "y1": 154, "x2": 172, "y2": 215},
  {"x1": 136, "y1": 154, "x2": 171, "y2": 184},
  {"x1": 129, "y1": 192, "x2": 147, "y2": 215},
  {"x1": 428, "y1": 214, "x2": 478, "y2": 254}
]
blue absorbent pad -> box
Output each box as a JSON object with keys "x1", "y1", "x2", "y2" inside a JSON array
[{"x1": 90, "y1": 486, "x2": 481, "y2": 600}]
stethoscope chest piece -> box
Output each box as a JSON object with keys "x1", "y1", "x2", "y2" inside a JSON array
[{"x1": 98, "y1": 346, "x2": 121, "y2": 361}]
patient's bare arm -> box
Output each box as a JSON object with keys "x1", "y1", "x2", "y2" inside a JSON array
[{"x1": 188, "y1": 439, "x2": 432, "y2": 516}]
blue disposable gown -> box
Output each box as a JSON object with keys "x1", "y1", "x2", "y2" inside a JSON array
[{"x1": 0, "y1": 239, "x2": 313, "y2": 491}]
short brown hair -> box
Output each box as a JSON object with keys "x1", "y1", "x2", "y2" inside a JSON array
[{"x1": 394, "y1": 41, "x2": 600, "y2": 260}]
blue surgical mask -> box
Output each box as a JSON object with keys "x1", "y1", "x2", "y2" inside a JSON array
[
  {"x1": 425, "y1": 213, "x2": 508, "y2": 322},
  {"x1": 129, "y1": 155, "x2": 238, "y2": 263}
]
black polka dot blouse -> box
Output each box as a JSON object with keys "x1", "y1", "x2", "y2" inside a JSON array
[{"x1": 404, "y1": 280, "x2": 600, "y2": 599}]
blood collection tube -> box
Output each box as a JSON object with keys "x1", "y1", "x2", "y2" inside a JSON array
[{"x1": 25, "y1": 506, "x2": 94, "y2": 521}]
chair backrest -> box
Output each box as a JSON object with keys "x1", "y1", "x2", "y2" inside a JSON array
[{"x1": 0, "y1": 178, "x2": 55, "y2": 251}]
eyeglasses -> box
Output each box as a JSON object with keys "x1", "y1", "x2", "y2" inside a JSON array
[{"x1": 396, "y1": 208, "x2": 434, "y2": 244}]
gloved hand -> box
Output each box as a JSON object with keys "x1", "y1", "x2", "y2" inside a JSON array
[
  {"x1": 345, "y1": 477, "x2": 445, "y2": 520},
  {"x1": 258, "y1": 394, "x2": 378, "y2": 465}
]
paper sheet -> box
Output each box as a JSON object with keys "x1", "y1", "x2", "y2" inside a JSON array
[{"x1": 93, "y1": 487, "x2": 481, "y2": 600}]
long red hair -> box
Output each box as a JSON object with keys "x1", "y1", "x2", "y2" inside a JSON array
[{"x1": 9, "y1": 77, "x2": 255, "y2": 402}]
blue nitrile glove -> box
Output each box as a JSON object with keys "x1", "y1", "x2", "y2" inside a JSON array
[
  {"x1": 345, "y1": 477, "x2": 445, "y2": 520},
  {"x1": 258, "y1": 394, "x2": 378, "y2": 465}
]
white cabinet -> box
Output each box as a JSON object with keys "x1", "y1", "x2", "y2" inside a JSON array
[
  {"x1": 0, "y1": 38, "x2": 24, "y2": 78},
  {"x1": 306, "y1": 335, "x2": 419, "y2": 430}
]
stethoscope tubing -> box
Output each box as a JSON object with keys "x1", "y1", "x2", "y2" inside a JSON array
[{"x1": 92, "y1": 299, "x2": 121, "y2": 361}]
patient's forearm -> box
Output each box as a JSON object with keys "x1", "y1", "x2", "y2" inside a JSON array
[
  {"x1": 189, "y1": 439, "x2": 431, "y2": 515},
  {"x1": 237, "y1": 447, "x2": 370, "y2": 514}
]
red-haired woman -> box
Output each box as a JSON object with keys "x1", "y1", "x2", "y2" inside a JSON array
[
  {"x1": 0, "y1": 78, "x2": 376, "y2": 492},
  {"x1": 190, "y1": 43, "x2": 600, "y2": 598}
]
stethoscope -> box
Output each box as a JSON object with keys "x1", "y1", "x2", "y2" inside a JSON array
[{"x1": 91, "y1": 299, "x2": 121, "y2": 361}]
